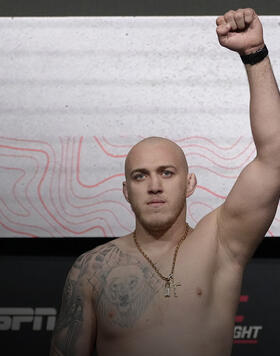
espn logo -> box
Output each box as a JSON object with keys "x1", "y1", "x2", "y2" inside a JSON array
[{"x1": 0, "y1": 308, "x2": 57, "y2": 331}]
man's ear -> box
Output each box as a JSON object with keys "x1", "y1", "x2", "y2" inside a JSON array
[
  {"x1": 186, "y1": 173, "x2": 197, "y2": 198},
  {"x1": 123, "y1": 181, "x2": 130, "y2": 202}
]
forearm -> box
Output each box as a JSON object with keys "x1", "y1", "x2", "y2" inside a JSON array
[
  {"x1": 246, "y1": 55, "x2": 280, "y2": 165},
  {"x1": 216, "y1": 9, "x2": 280, "y2": 166}
]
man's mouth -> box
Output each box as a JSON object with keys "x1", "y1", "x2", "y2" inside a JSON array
[{"x1": 147, "y1": 199, "x2": 166, "y2": 207}]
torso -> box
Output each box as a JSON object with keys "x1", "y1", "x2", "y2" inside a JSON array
[{"x1": 86, "y1": 213, "x2": 244, "y2": 356}]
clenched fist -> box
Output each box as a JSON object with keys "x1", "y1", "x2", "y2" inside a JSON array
[{"x1": 216, "y1": 8, "x2": 265, "y2": 55}]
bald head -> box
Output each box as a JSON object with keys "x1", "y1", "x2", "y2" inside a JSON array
[
  {"x1": 125, "y1": 136, "x2": 188, "y2": 179},
  {"x1": 123, "y1": 137, "x2": 196, "y2": 231}
]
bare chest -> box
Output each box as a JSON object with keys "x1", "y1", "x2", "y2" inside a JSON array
[
  {"x1": 93, "y1": 244, "x2": 216, "y2": 336},
  {"x1": 90, "y1": 229, "x2": 243, "y2": 356}
]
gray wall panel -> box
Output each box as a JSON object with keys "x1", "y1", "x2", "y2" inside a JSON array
[{"x1": 1, "y1": 17, "x2": 279, "y2": 237}]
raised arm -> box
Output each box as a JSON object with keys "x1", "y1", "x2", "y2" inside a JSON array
[
  {"x1": 215, "y1": 9, "x2": 280, "y2": 266},
  {"x1": 50, "y1": 252, "x2": 96, "y2": 356}
]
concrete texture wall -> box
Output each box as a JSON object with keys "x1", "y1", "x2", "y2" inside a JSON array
[{"x1": 0, "y1": 16, "x2": 279, "y2": 237}]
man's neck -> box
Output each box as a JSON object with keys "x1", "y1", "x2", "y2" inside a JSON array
[{"x1": 134, "y1": 218, "x2": 188, "y2": 248}]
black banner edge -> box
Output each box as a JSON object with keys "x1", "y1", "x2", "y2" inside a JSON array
[{"x1": 0, "y1": 237, "x2": 279, "y2": 258}]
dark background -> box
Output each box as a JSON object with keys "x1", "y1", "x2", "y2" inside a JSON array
[
  {"x1": 0, "y1": 0, "x2": 280, "y2": 16},
  {"x1": 1, "y1": 239, "x2": 280, "y2": 356}
]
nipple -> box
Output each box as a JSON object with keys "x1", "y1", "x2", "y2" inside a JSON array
[{"x1": 108, "y1": 311, "x2": 115, "y2": 319}]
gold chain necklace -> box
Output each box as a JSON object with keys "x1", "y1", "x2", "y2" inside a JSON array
[{"x1": 133, "y1": 223, "x2": 189, "y2": 298}]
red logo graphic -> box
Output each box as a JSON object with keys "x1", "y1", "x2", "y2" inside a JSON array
[{"x1": 233, "y1": 295, "x2": 263, "y2": 344}]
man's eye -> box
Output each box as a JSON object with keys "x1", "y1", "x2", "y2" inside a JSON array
[
  {"x1": 133, "y1": 174, "x2": 145, "y2": 180},
  {"x1": 162, "y1": 170, "x2": 173, "y2": 177}
]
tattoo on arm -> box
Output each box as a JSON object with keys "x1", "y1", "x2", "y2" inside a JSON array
[
  {"x1": 55, "y1": 279, "x2": 83, "y2": 331},
  {"x1": 50, "y1": 253, "x2": 90, "y2": 356}
]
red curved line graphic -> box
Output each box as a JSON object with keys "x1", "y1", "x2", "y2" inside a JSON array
[
  {"x1": 0, "y1": 196, "x2": 27, "y2": 217},
  {"x1": 102, "y1": 136, "x2": 134, "y2": 148},
  {"x1": 101, "y1": 136, "x2": 252, "y2": 158},
  {"x1": 190, "y1": 165, "x2": 238, "y2": 179},
  {"x1": 0, "y1": 166, "x2": 29, "y2": 217},
  {"x1": 170, "y1": 136, "x2": 244, "y2": 150},
  {"x1": 93, "y1": 136, "x2": 127, "y2": 158},
  {"x1": 188, "y1": 201, "x2": 214, "y2": 224},
  {"x1": 69, "y1": 138, "x2": 133, "y2": 218},
  {"x1": 181, "y1": 141, "x2": 254, "y2": 160},
  {"x1": 99, "y1": 136, "x2": 253, "y2": 160},
  {"x1": 77, "y1": 136, "x2": 124, "y2": 188},
  {"x1": 39, "y1": 136, "x2": 101, "y2": 236},
  {"x1": 37, "y1": 138, "x2": 113, "y2": 236},
  {"x1": 196, "y1": 185, "x2": 226, "y2": 200},
  {"x1": 68, "y1": 138, "x2": 131, "y2": 232},
  {"x1": 0, "y1": 139, "x2": 65, "y2": 236},
  {"x1": 53, "y1": 139, "x2": 116, "y2": 234},
  {"x1": 189, "y1": 201, "x2": 214, "y2": 210},
  {"x1": 66, "y1": 138, "x2": 122, "y2": 199},
  {"x1": 0, "y1": 143, "x2": 106, "y2": 236},
  {"x1": 190, "y1": 201, "x2": 214, "y2": 208},
  {"x1": 0, "y1": 219, "x2": 37, "y2": 237},
  {"x1": 1, "y1": 136, "x2": 277, "y2": 237},
  {"x1": 22, "y1": 153, "x2": 60, "y2": 237},
  {"x1": 0, "y1": 138, "x2": 65, "y2": 236},
  {"x1": 267, "y1": 229, "x2": 274, "y2": 237},
  {"x1": 0, "y1": 153, "x2": 58, "y2": 236},
  {"x1": 187, "y1": 150, "x2": 255, "y2": 170},
  {"x1": 0, "y1": 207, "x2": 52, "y2": 237},
  {"x1": 137, "y1": 135, "x2": 244, "y2": 150}
]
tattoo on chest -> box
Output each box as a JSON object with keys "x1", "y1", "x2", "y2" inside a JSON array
[{"x1": 90, "y1": 243, "x2": 162, "y2": 328}]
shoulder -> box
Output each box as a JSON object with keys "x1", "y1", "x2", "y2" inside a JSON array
[
  {"x1": 68, "y1": 237, "x2": 135, "y2": 291},
  {"x1": 71, "y1": 239, "x2": 124, "y2": 275}
]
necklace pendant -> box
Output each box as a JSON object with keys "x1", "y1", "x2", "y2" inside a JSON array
[
  {"x1": 164, "y1": 281, "x2": 171, "y2": 297},
  {"x1": 170, "y1": 278, "x2": 181, "y2": 297},
  {"x1": 133, "y1": 224, "x2": 189, "y2": 300}
]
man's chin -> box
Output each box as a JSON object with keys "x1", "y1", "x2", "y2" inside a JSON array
[{"x1": 138, "y1": 216, "x2": 175, "y2": 233}]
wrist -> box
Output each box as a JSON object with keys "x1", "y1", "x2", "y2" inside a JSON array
[
  {"x1": 241, "y1": 42, "x2": 265, "y2": 56},
  {"x1": 240, "y1": 44, "x2": 268, "y2": 65}
]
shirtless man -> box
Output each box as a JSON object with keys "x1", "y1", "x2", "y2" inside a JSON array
[{"x1": 50, "y1": 8, "x2": 280, "y2": 356}]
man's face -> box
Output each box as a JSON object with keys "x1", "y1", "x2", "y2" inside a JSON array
[{"x1": 123, "y1": 139, "x2": 189, "y2": 232}]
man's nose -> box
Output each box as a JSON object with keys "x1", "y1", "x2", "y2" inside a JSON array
[{"x1": 148, "y1": 174, "x2": 163, "y2": 194}]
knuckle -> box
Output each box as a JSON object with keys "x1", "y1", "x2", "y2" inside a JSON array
[
  {"x1": 244, "y1": 8, "x2": 254, "y2": 16},
  {"x1": 225, "y1": 10, "x2": 237, "y2": 21},
  {"x1": 224, "y1": 12, "x2": 233, "y2": 21},
  {"x1": 216, "y1": 16, "x2": 224, "y2": 25},
  {"x1": 225, "y1": 10, "x2": 234, "y2": 16},
  {"x1": 235, "y1": 12, "x2": 243, "y2": 20}
]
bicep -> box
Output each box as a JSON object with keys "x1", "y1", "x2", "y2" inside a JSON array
[
  {"x1": 50, "y1": 255, "x2": 97, "y2": 356},
  {"x1": 217, "y1": 157, "x2": 280, "y2": 265}
]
